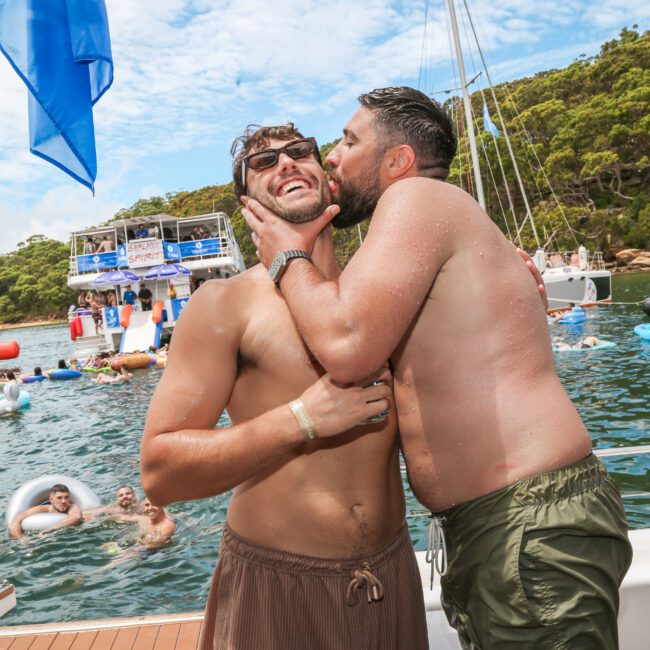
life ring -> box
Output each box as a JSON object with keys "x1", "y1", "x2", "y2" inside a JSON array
[
  {"x1": 0, "y1": 389, "x2": 30, "y2": 413},
  {"x1": 111, "y1": 353, "x2": 150, "y2": 371},
  {"x1": 20, "y1": 374, "x2": 46, "y2": 384},
  {"x1": 0, "y1": 340, "x2": 20, "y2": 360},
  {"x1": 47, "y1": 369, "x2": 83, "y2": 380},
  {"x1": 634, "y1": 324, "x2": 650, "y2": 341},
  {"x1": 5, "y1": 475, "x2": 101, "y2": 533}
]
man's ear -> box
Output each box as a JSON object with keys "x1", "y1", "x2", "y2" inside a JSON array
[{"x1": 385, "y1": 144, "x2": 416, "y2": 180}]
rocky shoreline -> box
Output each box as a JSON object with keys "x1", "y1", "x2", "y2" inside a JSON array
[{"x1": 607, "y1": 249, "x2": 650, "y2": 273}]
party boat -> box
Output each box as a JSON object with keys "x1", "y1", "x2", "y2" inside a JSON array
[{"x1": 66, "y1": 212, "x2": 245, "y2": 356}]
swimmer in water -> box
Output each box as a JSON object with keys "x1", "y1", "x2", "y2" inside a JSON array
[
  {"x1": 84, "y1": 485, "x2": 144, "y2": 520},
  {"x1": 9, "y1": 484, "x2": 82, "y2": 538},
  {"x1": 91, "y1": 365, "x2": 132, "y2": 385}
]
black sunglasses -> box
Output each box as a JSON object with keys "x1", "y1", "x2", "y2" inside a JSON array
[{"x1": 241, "y1": 137, "x2": 321, "y2": 192}]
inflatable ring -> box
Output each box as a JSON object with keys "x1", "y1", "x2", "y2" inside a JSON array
[
  {"x1": 47, "y1": 369, "x2": 83, "y2": 380},
  {"x1": 20, "y1": 374, "x2": 46, "y2": 384},
  {"x1": 5, "y1": 475, "x2": 101, "y2": 533},
  {"x1": 0, "y1": 389, "x2": 31, "y2": 413},
  {"x1": 111, "y1": 353, "x2": 150, "y2": 371},
  {"x1": 634, "y1": 324, "x2": 650, "y2": 341}
]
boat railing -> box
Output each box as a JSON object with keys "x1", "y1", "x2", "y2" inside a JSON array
[
  {"x1": 544, "y1": 249, "x2": 606, "y2": 272},
  {"x1": 68, "y1": 235, "x2": 237, "y2": 276}
]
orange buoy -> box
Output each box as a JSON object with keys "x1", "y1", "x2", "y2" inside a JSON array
[
  {"x1": 70, "y1": 320, "x2": 78, "y2": 341},
  {"x1": 74, "y1": 315, "x2": 83, "y2": 337},
  {"x1": 0, "y1": 340, "x2": 20, "y2": 360},
  {"x1": 151, "y1": 300, "x2": 164, "y2": 324},
  {"x1": 120, "y1": 304, "x2": 133, "y2": 328}
]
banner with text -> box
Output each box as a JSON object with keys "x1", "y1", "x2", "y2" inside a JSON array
[{"x1": 127, "y1": 240, "x2": 165, "y2": 268}]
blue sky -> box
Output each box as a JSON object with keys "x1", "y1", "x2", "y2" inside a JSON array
[{"x1": 0, "y1": 0, "x2": 647, "y2": 253}]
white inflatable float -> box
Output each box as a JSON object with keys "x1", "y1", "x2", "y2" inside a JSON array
[{"x1": 5, "y1": 474, "x2": 101, "y2": 532}]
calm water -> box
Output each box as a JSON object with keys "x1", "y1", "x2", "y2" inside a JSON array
[{"x1": 1, "y1": 272, "x2": 649, "y2": 626}]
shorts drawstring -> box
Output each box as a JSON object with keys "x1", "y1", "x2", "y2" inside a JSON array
[
  {"x1": 346, "y1": 562, "x2": 384, "y2": 606},
  {"x1": 426, "y1": 515, "x2": 447, "y2": 589}
]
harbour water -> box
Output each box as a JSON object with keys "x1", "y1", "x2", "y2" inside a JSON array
[{"x1": 1, "y1": 272, "x2": 649, "y2": 626}]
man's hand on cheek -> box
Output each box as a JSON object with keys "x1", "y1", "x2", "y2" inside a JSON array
[{"x1": 242, "y1": 196, "x2": 340, "y2": 269}]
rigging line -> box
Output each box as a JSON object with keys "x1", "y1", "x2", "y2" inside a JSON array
[
  {"x1": 499, "y1": 82, "x2": 581, "y2": 248},
  {"x1": 477, "y1": 86, "x2": 521, "y2": 244},
  {"x1": 456, "y1": 8, "x2": 519, "y2": 243},
  {"x1": 467, "y1": 95, "x2": 505, "y2": 232},
  {"x1": 418, "y1": 0, "x2": 430, "y2": 91},
  {"x1": 460, "y1": 0, "x2": 540, "y2": 249}
]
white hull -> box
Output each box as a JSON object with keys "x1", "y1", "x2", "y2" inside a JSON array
[{"x1": 543, "y1": 267, "x2": 612, "y2": 310}]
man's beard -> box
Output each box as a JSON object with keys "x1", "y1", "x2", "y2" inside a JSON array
[{"x1": 331, "y1": 156, "x2": 382, "y2": 229}]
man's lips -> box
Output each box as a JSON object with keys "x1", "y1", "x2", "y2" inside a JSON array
[{"x1": 274, "y1": 175, "x2": 315, "y2": 197}]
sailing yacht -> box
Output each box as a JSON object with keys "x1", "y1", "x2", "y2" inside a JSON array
[{"x1": 439, "y1": 0, "x2": 612, "y2": 309}]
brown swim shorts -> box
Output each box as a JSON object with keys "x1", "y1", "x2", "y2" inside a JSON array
[{"x1": 199, "y1": 523, "x2": 428, "y2": 650}]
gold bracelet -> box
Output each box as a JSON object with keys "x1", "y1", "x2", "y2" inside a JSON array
[{"x1": 288, "y1": 399, "x2": 318, "y2": 441}]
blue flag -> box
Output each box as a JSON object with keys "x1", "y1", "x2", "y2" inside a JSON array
[
  {"x1": 482, "y1": 102, "x2": 500, "y2": 138},
  {"x1": 0, "y1": 0, "x2": 113, "y2": 192}
]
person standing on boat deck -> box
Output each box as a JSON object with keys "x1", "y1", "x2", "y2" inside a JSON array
[
  {"x1": 243, "y1": 87, "x2": 633, "y2": 650},
  {"x1": 123, "y1": 285, "x2": 137, "y2": 306},
  {"x1": 9, "y1": 484, "x2": 82, "y2": 538},
  {"x1": 138, "y1": 283, "x2": 153, "y2": 311},
  {"x1": 140, "y1": 123, "x2": 429, "y2": 650},
  {"x1": 95, "y1": 235, "x2": 115, "y2": 253}
]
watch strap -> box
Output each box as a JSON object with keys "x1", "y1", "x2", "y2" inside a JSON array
[{"x1": 269, "y1": 249, "x2": 312, "y2": 285}]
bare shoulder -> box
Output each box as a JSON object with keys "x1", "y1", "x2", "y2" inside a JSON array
[{"x1": 379, "y1": 178, "x2": 479, "y2": 217}]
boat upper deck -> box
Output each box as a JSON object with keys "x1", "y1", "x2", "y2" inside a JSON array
[{"x1": 68, "y1": 212, "x2": 244, "y2": 281}]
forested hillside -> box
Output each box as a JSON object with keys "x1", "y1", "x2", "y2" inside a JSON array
[
  {"x1": 1, "y1": 28, "x2": 647, "y2": 324},
  {"x1": 454, "y1": 27, "x2": 649, "y2": 251}
]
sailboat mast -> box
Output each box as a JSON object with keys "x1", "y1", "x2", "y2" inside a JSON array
[{"x1": 446, "y1": 0, "x2": 485, "y2": 210}]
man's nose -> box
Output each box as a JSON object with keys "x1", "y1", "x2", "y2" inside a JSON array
[
  {"x1": 276, "y1": 152, "x2": 298, "y2": 174},
  {"x1": 325, "y1": 143, "x2": 340, "y2": 169}
]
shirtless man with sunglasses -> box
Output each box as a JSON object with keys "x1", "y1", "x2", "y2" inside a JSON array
[{"x1": 141, "y1": 124, "x2": 429, "y2": 650}]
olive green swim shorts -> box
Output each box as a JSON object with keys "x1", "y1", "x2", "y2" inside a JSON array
[{"x1": 435, "y1": 454, "x2": 633, "y2": 649}]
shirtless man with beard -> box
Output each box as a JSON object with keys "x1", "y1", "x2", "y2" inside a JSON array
[
  {"x1": 244, "y1": 87, "x2": 632, "y2": 649},
  {"x1": 140, "y1": 124, "x2": 428, "y2": 650}
]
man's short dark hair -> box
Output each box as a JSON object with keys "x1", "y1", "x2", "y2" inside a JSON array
[
  {"x1": 6, "y1": 371, "x2": 15, "y2": 380},
  {"x1": 231, "y1": 123, "x2": 308, "y2": 199},
  {"x1": 357, "y1": 86, "x2": 457, "y2": 180},
  {"x1": 50, "y1": 484, "x2": 69, "y2": 494}
]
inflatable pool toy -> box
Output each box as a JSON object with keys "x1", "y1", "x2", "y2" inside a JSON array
[
  {"x1": 47, "y1": 369, "x2": 83, "y2": 380},
  {"x1": 0, "y1": 389, "x2": 30, "y2": 413},
  {"x1": 634, "y1": 324, "x2": 650, "y2": 341},
  {"x1": 558, "y1": 307, "x2": 587, "y2": 325},
  {"x1": 20, "y1": 374, "x2": 46, "y2": 384},
  {"x1": 0, "y1": 340, "x2": 20, "y2": 360},
  {"x1": 5, "y1": 475, "x2": 101, "y2": 533},
  {"x1": 555, "y1": 341, "x2": 617, "y2": 353},
  {"x1": 110, "y1": 353, "x2": 150, "y2": 371}
]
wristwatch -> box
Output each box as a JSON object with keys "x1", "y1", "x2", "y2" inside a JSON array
[{"x1": 268, "y1": 250, "x2": 312, "y2": 285}]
